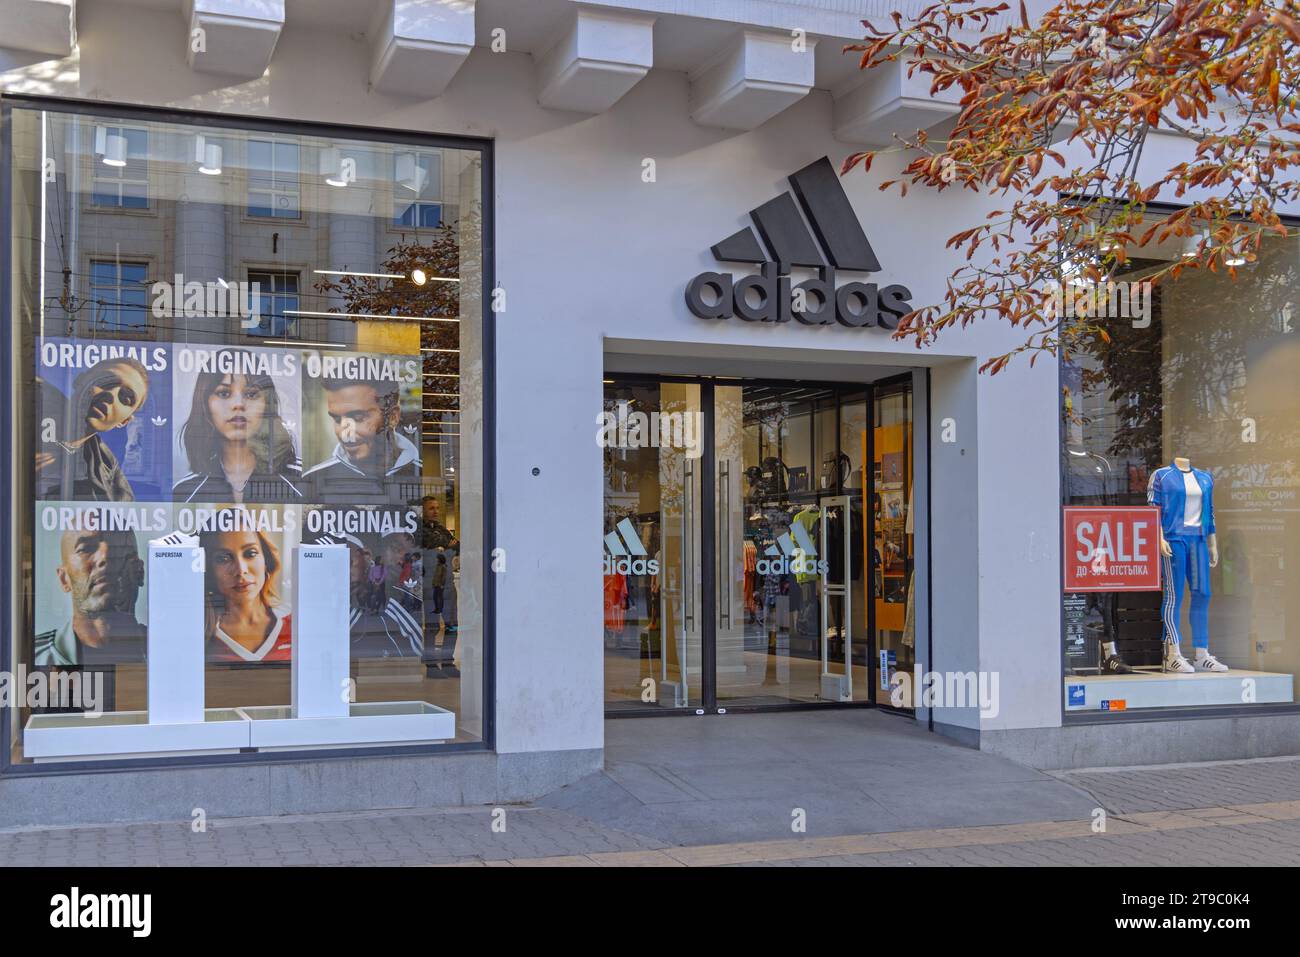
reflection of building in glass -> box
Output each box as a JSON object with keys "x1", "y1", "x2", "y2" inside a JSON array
[
  {"x1": 11, "y1": 106, "x2": 487, "y2": 770},
  {"x1": 1063, "y1": 231, "x2": 1300, "y2": 686}
]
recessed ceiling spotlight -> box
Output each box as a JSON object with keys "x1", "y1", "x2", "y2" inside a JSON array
[
  {"x1": 102, "y1": 133, "x2": 127, "y2": 168},
  {"x1": 411, "y1": 269, "x2": 427, "y2": 286},
  {"x1": 198, "y1": 141, "x2": 223, "y2": 176},
  {"x1": 395, "y1": 153, "x2": 427, "y2": 194}
]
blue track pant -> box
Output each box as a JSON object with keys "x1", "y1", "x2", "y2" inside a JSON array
[{"x1": 1161, "y1": 537, "x2": 1210, "y2": 649}]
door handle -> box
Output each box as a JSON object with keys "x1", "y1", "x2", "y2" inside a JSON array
[{"x1": 719, "y1": 459, "x2": 730, "y2": 630}]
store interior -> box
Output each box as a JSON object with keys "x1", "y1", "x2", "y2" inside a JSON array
[{"x1": 603, "y1": 374, "x2": 916, "y2": 713}]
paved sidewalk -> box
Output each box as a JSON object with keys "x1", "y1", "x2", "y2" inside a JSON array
[
  {"x1": 1056, "y1": 755, "x2": 1300, "y2": 813},
  {"x1": 3, "y1": 712, "x2": 1300, "y2": 866}
]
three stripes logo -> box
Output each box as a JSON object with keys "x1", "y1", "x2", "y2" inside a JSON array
[
  {"x1": 603, "y1": 518, "x2": 660, "y2": 576},
  {"x1": 685, "y1": 156, "x2": 913, "y2": 329},
  {"x1": 756, "y1": 521, "x2": 828, "y2": 576}
]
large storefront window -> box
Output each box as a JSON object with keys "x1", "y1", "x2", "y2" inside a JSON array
[
  {"x1": 4, "y1": 103, "x2": 487, "y2": 764},
  {"x1": 1062, "y1": 227, "x2": 1299, "y2": 714}
]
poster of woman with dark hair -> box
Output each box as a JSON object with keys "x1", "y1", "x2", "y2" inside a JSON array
[{"x1": 172, "y1": 345, "x2": 303, "y2": 503}]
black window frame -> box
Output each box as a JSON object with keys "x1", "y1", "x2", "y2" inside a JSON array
[
  {"x1": 1056, "y1": 198, "x2": 1300, "y2": 725},
  {"x1": 0, "y1": 94, "x2": 497, "y2": 777}
]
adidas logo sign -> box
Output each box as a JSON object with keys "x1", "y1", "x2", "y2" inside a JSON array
[
  {"x1": 756, "y1": 521, "x2": 828, "y2": 576},
  {"x1": 603, "y1": 518, "x2": 659, "y2": 576},
  {"x1": 685, "y1": 156, "x2": 912, "y2": 329}
]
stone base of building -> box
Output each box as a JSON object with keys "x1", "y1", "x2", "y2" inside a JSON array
[
  {"x1": 963, "y1": 713, "x2": 1300, "y2": 770},
  {"x1": 0, "y1": 748, "x2": 602, "y2": 830}
]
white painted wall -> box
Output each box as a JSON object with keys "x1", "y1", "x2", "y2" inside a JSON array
[{"x1": 3, "y1": 0, "x2": 1220, "y2": 757}]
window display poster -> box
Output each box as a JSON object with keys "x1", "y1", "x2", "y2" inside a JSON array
[
  {"x1": 171, "y1": 344, "x2": 303, "y2": 502},
  {"x1": 174, "y1": 503, "x2": 299, "y2": 664},
  {"x1": 300, "y1": 350, "x2": 423, "y2": 492},
  {"x1": 34, "y1": 339, "x2": 173, "y2": 502},
  {"x1": 1063, "y1": 592, "x2": 1088, "y2": 667},
  {"x1": 302, "y1": 505, "x2": 425, "y2": 660},
  {"x1": 881, "y1": 451, "x2": 904, "y2": 484},
  {"x1": 29, "y1": 339, "x2": 429, "y2": 668},
  {"x1": 32, "y1": 501, "x2": 171, "y2": 665},
  {"x1": 1063, "y1": 506, "x2": 1162, "y2": 592}
]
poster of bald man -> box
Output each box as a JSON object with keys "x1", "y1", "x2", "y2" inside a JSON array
[
  {"x1": 34, "y1": 338, "x2": 173, "y2": 502},
  {"x1": 32, "y1": 502, "x2": 170, "y2": 666}
]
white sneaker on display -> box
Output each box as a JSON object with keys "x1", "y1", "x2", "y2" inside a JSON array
[
  {"x1": 1164, "y1": 649, "x2": 1195, "y2": 674},
  {"x1": 1195, "y1": 654, "x2": 1229, "y2": 673}
]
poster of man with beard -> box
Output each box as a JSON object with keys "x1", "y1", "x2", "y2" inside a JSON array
[
  {"x1": 300, "y1": 350, "x2": 421, "y2": 504},
  {"x1": 34, "y1": 339, "x2": 172, "y2": 502},
  {"x1": 33, "y1": 502, "x2": 168, "y2": 666}
]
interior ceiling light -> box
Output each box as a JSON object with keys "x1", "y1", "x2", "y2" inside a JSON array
[
  {"x1": 1181, "y1": 229, "x2": 1208, "y2": 259},
  {"x1": 1224, "y1": 236, "x2": 1249, "y2": 267},
  {"x1": 320, "y1": 147, "x2": 349, "y2": 188},
  {"x1": 411, "y1": 268, "x2": 427, "y2": 286},
  {"x1": 395, "y1": 152, "x2": 427, "y2": 194},
  {"x1": 198, "y1": 137, "x2": 223, "y2": 176},
  {"x1": 102, "y1": 132, "x2": 127, "y2": 168}
]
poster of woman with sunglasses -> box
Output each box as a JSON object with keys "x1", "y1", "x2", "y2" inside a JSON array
[{"x1": 34, "y1": 339, "x2": 172, "y2": 502}]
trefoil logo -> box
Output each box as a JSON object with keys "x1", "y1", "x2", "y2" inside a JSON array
[
  {"x1": 757, "y1": 523, "x2": 828, "y2": 576},
  {"x1": 603, "y1": 518, "x2": 659, "y2": 576},
  {"x1": 685, "y1": 156, "x2": 912, "y2": 329}
]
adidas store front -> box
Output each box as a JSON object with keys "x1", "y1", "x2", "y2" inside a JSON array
[{"x1": 3, "y1": 1, "x2": 1300, "y2": 827}]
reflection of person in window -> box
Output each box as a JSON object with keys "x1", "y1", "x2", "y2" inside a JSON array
[
  {"x1": 303, "y1": 377, "x2": 419, "y2": 491},
  {"x1": 312, "y1": 531, "x2": 422, "y2": 658},
  {"x1": 35, "y1": 528, "x2": 146, "y2": 666},
  {"x1": 418, "y1": 495, "x2": 458, "y2": 550},
  {"x1": 175, "y1": 361, "x2": 303, "y2": 503},
  {"x1": 202, "y1": 526, "x2": 292, "y2": 662},
  {"x1": 35, "y1": 357, "x2": 149, "y2": 502},
  {"x1": 382, "y1": 530, "x2": 422, "y2": 613}
]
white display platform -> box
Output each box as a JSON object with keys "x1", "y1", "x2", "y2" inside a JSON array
[
  {"x1": 23, "y1": 709, "x2": 250, "y2": 761},
  {"x1": 1065, "y1": 670, "x2": 1294, "y2": 711},
  {"x1": 242, "y1": 702, "x2": 456, "y2": 749},
  {"x1": 23, "y1": 703, "x2": 455, "y2": 761},
  {"x1": 22, "y1": 541, "x2": 457, "y2": 761}
]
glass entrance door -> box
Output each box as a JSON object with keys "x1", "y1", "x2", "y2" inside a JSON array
[
  {"x1": 603, "y1": 380, "x2": 703, "y2": 712},
  {"x1": 603, "y1": 375, "x2": 912, "y2": 713},
  {"x1": 714, "y1": 384, "x2": 871, "y2": 707}
]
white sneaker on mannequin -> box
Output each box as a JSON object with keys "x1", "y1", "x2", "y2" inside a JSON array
[
  {"x1": 1195, "y1": 652, "x2": 1229, "y2": 672},
  {"x1": 1164, "y1": 645, "x2": 1195, "y2": 674}
]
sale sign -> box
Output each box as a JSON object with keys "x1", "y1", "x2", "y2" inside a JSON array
[{"x1": 1063, "y1": 506, "x2": 1162, "y2": 592}]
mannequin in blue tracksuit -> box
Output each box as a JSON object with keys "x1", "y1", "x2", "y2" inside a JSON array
[{"x1": 1147, "y1": 457, "x2": 1228, "y2": 673}]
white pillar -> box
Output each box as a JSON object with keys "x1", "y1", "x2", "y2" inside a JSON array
[
  {"x1": 291, "y1": 544, "x2": 350, "y2": 719},
  {"x1": 147, "y1": 541, "x2": 206, "y2": 725}
]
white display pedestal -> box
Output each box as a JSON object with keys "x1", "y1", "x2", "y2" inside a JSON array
[
  {"x1": 147, "y1": 542, "x2": 205, "y2": 725},
  {"x1": 1065, "y1": 670, "x2": 1295, "y2": 711},
  {"x1": 291, "y1": 544, "x2": 350, "y2": 720}
]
